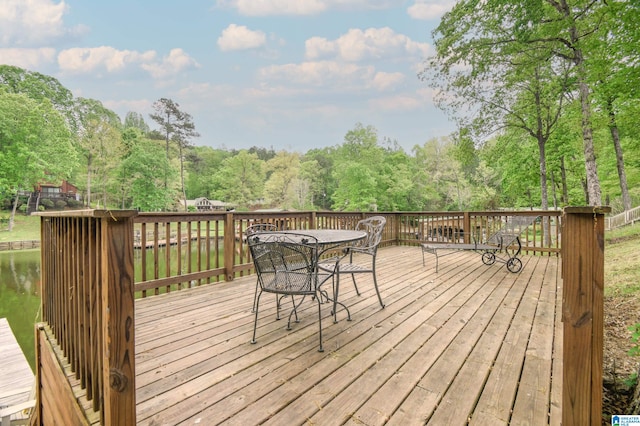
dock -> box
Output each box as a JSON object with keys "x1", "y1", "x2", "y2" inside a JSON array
[{"x1": 0, "y1": 318, "x2": 35, "y2": 424}]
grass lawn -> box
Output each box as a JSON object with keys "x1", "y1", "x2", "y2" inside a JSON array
[
  {"x1": 604, "y1": 222, "x2": 640, "y2": 297},
  {"x1": 0, "y1": 214, "x2": 41, "y2": 242}
]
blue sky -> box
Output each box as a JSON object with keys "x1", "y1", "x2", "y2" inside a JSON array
[{"x1": 1, "y1": 0, "x2": 456, "y2": 153}]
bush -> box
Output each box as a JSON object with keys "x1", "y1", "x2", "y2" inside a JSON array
[
  {"x1": 55, "y1": 200, "x2": 67, "y2": 209},
  {"x1": 67, "y1": 199, "x2": 83, "y2": 208},
  {"x1": 40, "y1": 199, "x2": 54, "y2": 209},
  {"x1": 18, "y1": 204, "x2": 28, "y2": 213}
]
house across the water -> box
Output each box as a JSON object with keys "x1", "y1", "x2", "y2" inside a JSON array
[
  {"x1": 22, "y1": 180, "x2": 81, "y2": 213},
  {"x1": 186, "y1": 197, "x2": 235, "y2": 211}
]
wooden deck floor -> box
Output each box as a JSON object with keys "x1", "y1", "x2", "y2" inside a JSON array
[
  {"x1": 0, "y1": 318, "x2": 35, "y2": 424},
  {"x1": 134, "y1": 246, "x2": 563, "y2": 425}
]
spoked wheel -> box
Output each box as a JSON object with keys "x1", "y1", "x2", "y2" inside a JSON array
[
  {"x1": 482, "y1": 252, "x2": 496, "y2": 265},
  {"x1": 506, "y1": 257, "x2": 523, "y2": 273}
]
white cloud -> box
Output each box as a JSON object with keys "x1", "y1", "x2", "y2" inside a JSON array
[
  {"x1": 258, "y1": 60, "x2": 375, "y2": 87},
  {"x1": 217, "y1": 0, "x2": 327, "y2": 16},
  {"x1": 371, "y1": 72, "x2": 404, "y2": 91},
  {"x1": 305, "y1": 37, "x2": 338, "y2": 60},
  {"x1": 140, "y1": 48, "x2": 201, "y2": 79},
  {"x1": 407, "y1": 0, "x2": 455, "y2": 20},
  {"x1": 102, "y1": 98, "x2": 152, "y2": 119},
  {"x1": 370, "y1": 94, "x2": 422, "y2": 111},
  {"x1": 0, "y1": 0, "x2": 87, "y2": 47},
  {"x1": 0, "y1": 48, "x2": 57, "y2": 68},
  {"x1": 306, "y1": 27, "x2": 430, "y2": 62},
  {"x1": 58, "y1": 46, "x2": 155, "y2": 74},
  {"x1": 217, "y1": 24, "x2": 267, "y2": 52},
  {"x1": 217, "y1": 0, "x2": 404, "y2": 16},
  {"x1": 57, "y1": 46, "x2": 198, "y2": 79}
]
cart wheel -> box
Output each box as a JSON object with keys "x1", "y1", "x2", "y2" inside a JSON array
[
  {"x1": 507, "y1": 257, "x2": 522, "y2": 273},
  {"x1": 482, "y1": 252, "x2": 496, "y2": 265}
]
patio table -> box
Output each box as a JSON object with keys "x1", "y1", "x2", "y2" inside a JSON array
[{"x1": 279, "y1": 229, "x2": 367, "y2": 321}]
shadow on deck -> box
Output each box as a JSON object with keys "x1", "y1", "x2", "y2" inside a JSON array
[{"x1": 134, "y1": 246, "x2": 562, "y2": 425}]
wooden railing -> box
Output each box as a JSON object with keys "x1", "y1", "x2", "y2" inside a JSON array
[
  {"x1": 35, "y1": 208, "x2": 605, "y2": 425},
  {"x1": 38, "y1": 210, "x2": 137, "y2": 425},
  {"x1": 605, "y1": 205, "x2": 640, "y2": 230},
  {"x1": 131, "y1": 210, "x2": 561, "y2": 298}
]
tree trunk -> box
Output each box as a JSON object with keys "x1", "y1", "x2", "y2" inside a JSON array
[
  {"x1": 9, "y1": 191, "x2": 20, "y2": 232},
  {"x1": 179, "y1": 144, "x2": 187, "y2": 212},
  {"x1": 538, "y1": 137, "x2": 549, "y2": 211},
  {"x1": 607, "y1": 99, "x2": 632, "y2": 211},
  {"x1": 560, "y1": 156, "x2": 569, "y2": 205},
  {"x1": 553, "y1": 0, "x2": 602, "y2": 206},
  {"x1": 538, "y1": 137, "x2": 551, "y2": 245},
  {"x1": 86, "y1": 156, "x2": 92, "y2": 206},
  {"x1": 550, "y1": 171, "x2": 558, "y2": 209},
  {"x1": 578, "y1": 80, "x2": 602, "y2": 205}
]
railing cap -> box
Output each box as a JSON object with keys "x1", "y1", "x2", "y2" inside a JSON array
[
  {"x1": 563, "y1": 206, "x2": 611, "y2": 215},
  {"x1": 34, "y1": 209, "x2": 139, "y2": 219}
]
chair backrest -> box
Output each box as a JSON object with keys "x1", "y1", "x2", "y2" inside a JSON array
[
  {"x1": 247, "y1": 232, "x2": 319, "y2": 295},
  {"x1": 354, "y1": 216, "x2": 386, "y2": 253},
  {"x1": 245, "y1": 222, "x2": 278, "y2": 237}
]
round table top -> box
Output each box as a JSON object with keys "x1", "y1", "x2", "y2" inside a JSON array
[{"x1": 279, "y1": 229, "x2": 366, "y2": 245}]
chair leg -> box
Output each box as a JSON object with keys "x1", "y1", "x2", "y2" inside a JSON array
[
  {"x1": 251, "y1": 292, "x2": 262, "y2": 344},
  {"x1": 252, "y1": 279, "x2": 259, "y2": 312},
  {"x1": 282, "y1": 295, "x2": 299, "y2": 323},
  {"x1": 351, "y1": 273, "x2": 360, "y2": 295},
  {"x1": 372, "y1": 266, "x2": 385, "y2": 308},
  {"x1": 330, "y1": 273, "x2": 351, "y2": 323},
  {"x1": 287, "y1": 296, "x2": 306, "y2": 330},
  {"x1": 316, "y1": 294, "x2": 324, "y2": 352}
]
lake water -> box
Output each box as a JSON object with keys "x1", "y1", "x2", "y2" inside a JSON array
[
  {"x1": 0, "y1": 244, "x2": 227, "y2": 373},
  {"x1": 0, "y1": 250, "x2": 41, "y2": 371}
]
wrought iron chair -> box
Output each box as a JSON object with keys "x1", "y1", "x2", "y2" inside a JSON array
[
  {"x1": 248, "y1": 232, "x2": 334, "y2": 352},
  {"x1": 319, "y1": 216, "x2": 386, "y2": 320}
]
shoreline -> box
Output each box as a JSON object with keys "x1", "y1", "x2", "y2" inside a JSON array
[{"x1": 0, "y1": 240, "x2": 40, "y2": 251}]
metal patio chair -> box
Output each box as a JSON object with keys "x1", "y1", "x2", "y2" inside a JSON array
[
  {"x1": 319, "y1": 216, "x2": 386, "y2": 321},
  {"x1": 248, "y1": 232, "x2": 334, "y2": 352}
]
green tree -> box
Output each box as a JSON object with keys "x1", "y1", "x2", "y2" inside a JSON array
[
  {"x1": 123, "y1": 111, "x2": 150, "y2": 134},
  {"x1": 212, "y1": 150, "x2": 265, "y2": 207},
  {"x1": 302, "y1": 147, "x2": 335, "y2": 210},
  {"x1": 0, "y1": 91, "x2": 77, "y2": 229},
  {"x1": 377, "y1": 149, "x2": 416, "y2": 211},
  {"x1": 585, "y1": 1, "x2": 640, "y2": 211},
  {"x1": 119, "y1": 139, "x2": 176, "y2": 211},
  {"x1": 423, "y1": 2, "x2": 571, "y2": 210},
  {"x1": 184, "y1": 146, "x2": 231, "y2": 199},
  {"x1": 264, "y1": 151, "x2": 301, "y2": 209},
  {"x1": 425, "y1": 0, "x2": 610, "y2": 206},
  {"x1": 0, "y1": 65, "x2": 78, "y2": 132},
  {"x1": 149, "y1": 98, "x2": 199, "y2": 210},
  {"x1": 74, "y1": 98, "x2": 122, "y2": 207},
  {"x1": 331, "y1": 162, "x2": 378, "y2": 211}
]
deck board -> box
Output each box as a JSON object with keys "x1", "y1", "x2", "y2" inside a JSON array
[{"x1": 134, "y1": 246, "x2": 562, "y2": 425}]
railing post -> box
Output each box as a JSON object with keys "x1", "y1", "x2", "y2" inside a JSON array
[
  {"x1": 562, "y1": 206, "x2": 609, "y2": 426},
  {"x1": 310, "y1": 212, "x2": 317, "y2": 229},
  {"x1": 100, "y1": 211, "x2": 137, "y2": 425},
  {"x1": 463, "y1": 212, "x2": 471, "y2": 244},
  {"x1": 224, "y1": 212, "x2": 236, "y2": 281}
]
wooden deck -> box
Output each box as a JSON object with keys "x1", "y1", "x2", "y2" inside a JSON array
[
  {"x1": 134, "y1": 245, "x2": 562, "y2": 425},
  {"x1": 0, "y1": 318, "x2": 35, "y2": 424}
]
